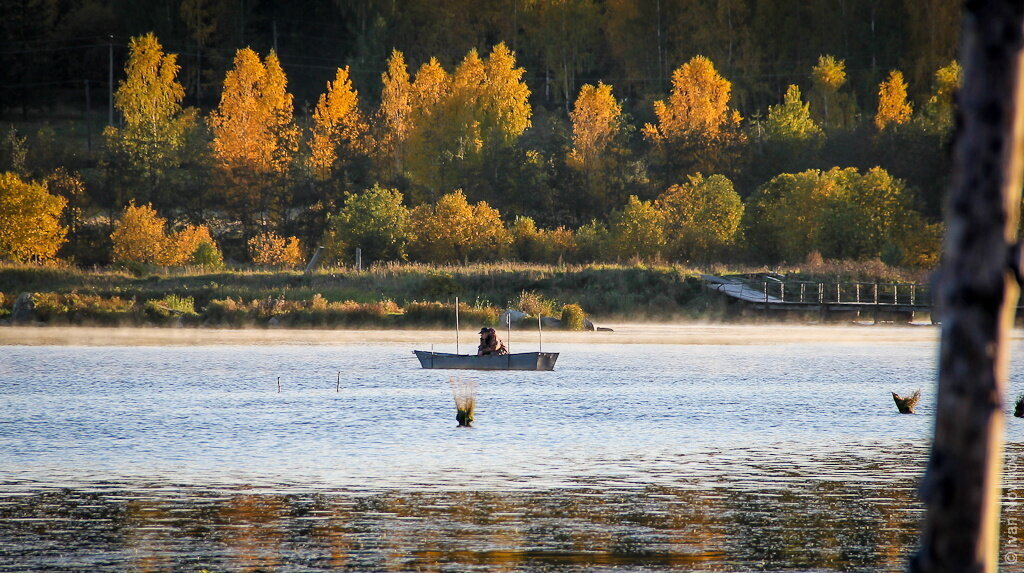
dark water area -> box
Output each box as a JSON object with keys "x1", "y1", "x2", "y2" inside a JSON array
[{"x1": 2, "y1": 332, "x2": 1024, "y2": 571}]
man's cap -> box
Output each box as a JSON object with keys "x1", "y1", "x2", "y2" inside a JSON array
[{"x1": 479, "y1": 327, "x2": 489, "y2": 333}]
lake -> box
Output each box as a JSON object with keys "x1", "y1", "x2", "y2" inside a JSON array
[{"x1": 2, "y1": 325, "x2": 1024, "y2": 571}]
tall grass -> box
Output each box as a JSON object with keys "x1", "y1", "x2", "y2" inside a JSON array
[{"x1": 449, "y1": 377, "x2": 478, "y2": 427}]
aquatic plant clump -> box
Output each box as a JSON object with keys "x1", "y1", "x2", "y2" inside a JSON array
[
  {"x1": 891, "y1": 389, "x2": 921, "y2": 414},
  {"x1": 449, "y1": 377, "x2": 478, "y2": 427}
]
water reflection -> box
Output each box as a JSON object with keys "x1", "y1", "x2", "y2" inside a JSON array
[
  {"x1": 0, "y1": 446, "x2": 950, "y2": 571},
  {"x1": 4, "y1": 337, "x2": 1024, "y2": 571}
]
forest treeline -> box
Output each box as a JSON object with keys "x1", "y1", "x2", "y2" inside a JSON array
[{"x1": 0, "y1": 1, "x2": 961, "y2": 269}]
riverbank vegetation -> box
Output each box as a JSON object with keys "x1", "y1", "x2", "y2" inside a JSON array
[{"x1": 0, "y1": 259, "x2": 927, "y2": 328}]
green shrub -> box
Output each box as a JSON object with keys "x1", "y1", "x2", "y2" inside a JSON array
[
  {"x1": 418, "y1": 272, "x2": 461, "y2": 299},
  {"x1": 560, "y1": 303, "x2": 587, "y2": 330},
  {"x1": 191, "y1": 242, "x2": 225, "y2": 270},
  {"x1": 144, "y1": 294, "x2": 197, "y2": 319}
]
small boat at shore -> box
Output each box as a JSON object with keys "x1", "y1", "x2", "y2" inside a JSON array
[{"x1": 413, "y1": 350, "x2": 559, "y2": 371}]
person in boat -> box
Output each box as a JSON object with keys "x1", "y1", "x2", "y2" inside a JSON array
[{"x1": 477, "y1": 327, "x2": 508, "y2": 356}]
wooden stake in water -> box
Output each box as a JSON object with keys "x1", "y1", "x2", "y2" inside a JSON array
[
  {"x1": 336, "y1": 371, "x2": 341, "y2": 392},
  {"x1": 277, "y1": 376, "x2": 281, "y2": 393},
  {"x1": 455, "y1": 296, "x2": 460, "y2": 355}
]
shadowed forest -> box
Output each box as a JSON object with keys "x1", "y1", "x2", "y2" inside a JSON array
[{"x1": 0, "y1": 0, "x2": 960, "y2": 269}]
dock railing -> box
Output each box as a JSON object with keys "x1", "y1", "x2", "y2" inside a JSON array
[{"x1": 758, "y1": 279, "x2": 930, "y2": 307}]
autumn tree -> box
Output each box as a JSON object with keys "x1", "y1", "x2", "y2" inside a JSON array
[
  {"x1": 810, "y1": 55, "x2": 847, "y2": 128},
  {"x1": 104, "y1": 33, "x2": 197, "y2": 208},
  {"x1": 407, "y1": 189, "x2": 510, "y2": 263},
  {"x1": 209, "y1": 48, "x2": 299, "y2": 230},
  {"x1": 565, "y1": 81, "x2": 631, "y2": 214},
  {"x1": 643, "y1": 55, "x2": 745, "y2": 181},
  {"x1": 248, "y1": 231, "x2": 302, "y2": 267},
  {"x1": 309, "y1": 66, "x2": 369, "y2": 181},
  {"x1": 111, "y1": 201, "x2": 222, "y2": 266},
  {"x1": 0, "y1": 172, "x2": 66, "y2": 263},
  {"x1": 655, "y1": 173, "x2": 743, "y2": 260},
  {"x1": 374, "y1": 50, "x2": 413, "y2": 180},
  {"x1": 323, "y1": 185, "x2": 410, "y2": 265},
  {"x1": 164, "y1": 224, "x2": 222, "y2": 267},
  {"x1": 610, "y1": 195, "x2": 665, "y2": 260},
  {"x1": 404, "y1": 44, "x2": 532, "y2": 200},
  {"x1": 875, "y1": 70, "x2": 913, "y2": 131},
  {"x1": 568, "y1": 82, "x2": 621, "y2": 170},
  {"x1": 744, "y1": 167, "x2": 923, "y2": 262},
  {"x1": 110, "y1": 202, "x2": 169, "y2": 265},
  {"x1": 510, "y1": 216, "x2": 575, "y2": 264},
  {"x1": 918, "y1": 60, "x2": 961, "y2": 134}
]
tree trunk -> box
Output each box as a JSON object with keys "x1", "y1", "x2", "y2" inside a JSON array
[{"x1": 911, "y1": 3, "x2": 1024, "y2": 572}]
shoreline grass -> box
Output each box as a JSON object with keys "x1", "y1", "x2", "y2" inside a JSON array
[{"x1": 0, "y1": 260, "x2": 930, "y2": 328}]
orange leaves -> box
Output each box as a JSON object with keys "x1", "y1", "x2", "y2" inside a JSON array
[
  {"x1": 644, "y1": 55, "x2": 738, "y2": 143},
  {"x1": 209, "y1": 48, "x2": 298, "y2": 176},
  {"x1": 309, "y1": 66, "x2": 369, "y2": 180},
  {"x1": 110, "y1": 202, "x2": 168, "y2": 265},
  {"x1": 115, "y1": 33, "x2": 185, "y2": 132},
  {"x1": 875, "y1": 70, "x2": 913, "y2": 131},
  {"x1": 568, "y1": 82, "x2": 621, "y2": 170},
  {"x1": 110, "y1": 202, "x2": 221, "y2": 266},
  {"x1": 248, "y1": 231, "x2": 303, "y2": 268}
]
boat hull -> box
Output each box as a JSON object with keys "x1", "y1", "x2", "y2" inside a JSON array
[{"x1": 413, "y1": 350, "x2": 559, "y2": 371}]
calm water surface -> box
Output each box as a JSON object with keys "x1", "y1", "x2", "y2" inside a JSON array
[{"x1": 2, "y1": 327, "x2": 1024, "y2": 571}]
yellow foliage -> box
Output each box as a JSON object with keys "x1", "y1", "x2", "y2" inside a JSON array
[
  {"x1": 115, "y1": 33, "x2": 186, "y2": 132},
  {"x1": 164, "y1": 224, "x2": 217, "y2": 266},
  {"x1": 408, "y1": 189, "x2": 511, "y2": 262},
  {"x1": 104, "y1": 33, "x2": 195, "y2": 190},
  {"x1": 209, "y1": 48, "x2": 298, "y2": 176},
  {"x1": 568, "y1": 82, "x2": 621, "y2": 170},
  {"x1": 411, "y1": 58, "x2": 451, "y2": 116},
  {"x1": 111, "y1": 203, "x2": 222, "y2": 267},
  {"x1": 812, "y1": 55, "x2": 846, "y2": 93},
  {"x1": 110, "y1": 202, "x2": 168, "y2": 264},
  {"x1": 875, "y1": 70, "x2": 913, "y2": 131},
  {"x1": 309, "y1": 66, "x2": 369, "y2": 180},
  {"x1": 404, "y1": 43, "x2": 532, "y2": 194},
  {"x1": 248, "y1": 231, "x2": 303, "y2": 267},
  {"x1": 481, "y1": 42, "x2": 532, "y2": 145},
  {"x1": 644, "y1": 55, "x2": 737, "y2": 142},
  {"x1": 0, "y1": 172, "x2": 67, "y2": 263},
  {"x1": 375, "y1": 50, "x2": 413, "y2": 175}
]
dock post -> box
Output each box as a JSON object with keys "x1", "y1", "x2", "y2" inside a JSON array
[
  {"x1": 874, "y1": 282, "x2": 880, "y2": 324},
  {"x1": 763, "y1": 281, "x2": 769, "y2": 319}
]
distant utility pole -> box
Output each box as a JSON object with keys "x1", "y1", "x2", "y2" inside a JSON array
[
  {"x1": 911, "y1": 2, "x2": 1024, "y2": 572},
  {"x1": 108, "y1": 35, "x2": 114, "y2": 126}
]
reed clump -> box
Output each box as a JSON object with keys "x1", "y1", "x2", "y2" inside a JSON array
[
  {"x1": 449, "y1": 377, "x2": 478, "y2": 427},
  {"x1": 1014, "y1": 394, "x2": 1024, "y2": 418},
  {"x1": 892, "y1": 390, "x2": 921, "y2": 414}
]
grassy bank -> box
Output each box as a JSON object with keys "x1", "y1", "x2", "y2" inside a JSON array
[{"x1": 0, "y1": 260, "x2": 928, "y2": 328}]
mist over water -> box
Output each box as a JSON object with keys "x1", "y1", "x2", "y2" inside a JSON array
[{"x1": 1, "y1": 325, "x2": 1023, "y2": 571}]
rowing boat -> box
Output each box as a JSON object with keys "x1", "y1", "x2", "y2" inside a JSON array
[{"x1": 413, "y1": 350, "x2": 559, "y2": 371}]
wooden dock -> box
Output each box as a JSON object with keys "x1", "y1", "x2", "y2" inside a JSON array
[{"x1": 702, "y1": 274, "x2": 933, "y2": 322}]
